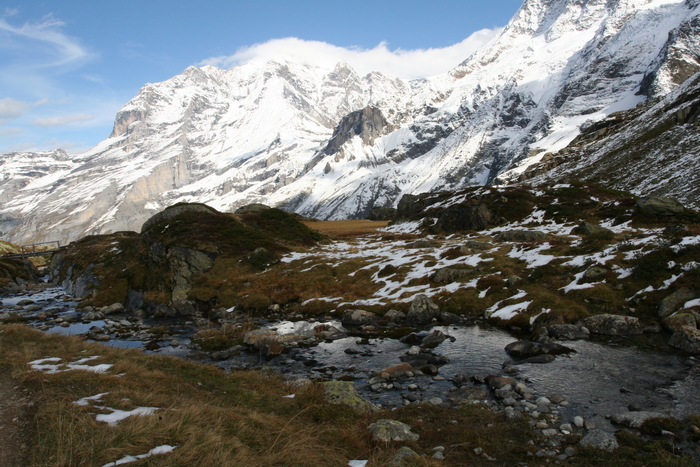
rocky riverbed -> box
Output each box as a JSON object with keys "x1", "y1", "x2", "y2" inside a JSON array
[{"x1": 3, "y1": 280, "x2": 700, "y2": 461}]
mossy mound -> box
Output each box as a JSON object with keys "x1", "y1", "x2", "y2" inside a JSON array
[{"x1": 51, "y1": 204, "x2": 325, "y2": 314}]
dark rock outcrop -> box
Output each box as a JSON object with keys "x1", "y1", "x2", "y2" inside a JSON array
[
  {"x1": 323, "y1": 106, "x2": 394, "y2": 155},
  {"x1": 432, "y1": 204, "x2": 495, "y2": 232},
  {"x1": 635, "y1": 197, "x2": 686, "y2": 217}
]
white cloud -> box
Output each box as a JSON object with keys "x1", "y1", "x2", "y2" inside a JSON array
[
  {"x1": 0, "y1": 14, "x2": 93, "y2": 69},
  {"x1": 0, "y1": 97, "x2": 47, "y2": 123},
  {"x1": 0, "y1": 97, "x2": 31, "y2": 122},
  {"x1": 32, "y1": 113, "x2": 94, "y2": 128},
  {"x1": 198, "y1": 28, "x2": 502, "y2": 80}
]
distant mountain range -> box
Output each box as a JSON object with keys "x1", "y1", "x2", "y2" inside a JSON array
[{"x1": 2, "y1": 0, "x2": 699, "y2": 245}]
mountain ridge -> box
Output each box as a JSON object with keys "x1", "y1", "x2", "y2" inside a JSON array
[{"x1": 1, "y1": 0, "x2": 699, "y2": 244}]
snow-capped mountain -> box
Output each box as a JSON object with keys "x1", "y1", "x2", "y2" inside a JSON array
[{"x1": 1, "y1": 0, "x2": 699, "y2": 245}]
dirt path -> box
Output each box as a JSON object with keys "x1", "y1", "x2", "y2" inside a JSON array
[{"x1": 0, "y1": 371, "x2": 33, "y2": 467}]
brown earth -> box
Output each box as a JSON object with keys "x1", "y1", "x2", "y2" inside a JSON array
[
  {"x1": 300, "y1": 219, "x2": 390, "y2": 237},
  {"x1": 0, "y1": 371, "x2": 33, "y2": 467}
]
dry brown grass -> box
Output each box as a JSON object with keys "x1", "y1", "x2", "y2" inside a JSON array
[{"x1": 301, "y1": 220, "x2": 390, "y2": 238}]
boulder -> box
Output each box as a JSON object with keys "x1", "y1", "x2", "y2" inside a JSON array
[
  {"x1": 658, "y1": 288, "x2": 697, "y2": 319},
  {"x1": 461, "y1": 240, "x2": 492, "y2": 251},
  {"x1": 341, "y1": 309, "x2": 379, "y2": 326},
  {"x1": 387, "y1": 447, "x2": 420, "y2": 467},
  {"x1": 322, "y1": 381, "x2": 379, "y2": 415},
  {"x1": 582, "y1": 266, "x2": 607, "y2": 281},
  {"x1": 547, "y1": 324, "x2": 590, "y2": 340},
  {"x1": 367, "y1": 419, "x2": 419, "y2": 442},
  {"x1": 668, "y1": 326, "x2": 700, "y2": 354},
  {"x1": 579, "y1": 314, "x2": 643, "y2": 336},
  {"x1": 578, "y1": 429, "x2": 619, "y2": 452},
  {"x1": 101, "y1": 303, "x2": 125, "y2": 315},
  {"x1": 168, "y1": 246, "x2": 215, "y2": 301},
  {"x1": 405, "y1": 294, "x2": 441, "y2": 324},
  {"x1": 504, "y1": 340, "x2": 574, "y2": 359},
  {"x1": 384, "y1": 309, "x2": 406, "y2": 323},
  {"x1": 420, "y1": 330, "x2": 450, "y2": 348},
  {"x1": 243, "y1": 328, "x2": 278, "y2": 347},
  {"x1": 662, "y1": 313, "x2": 697, "y2": 332},
  {"x1": 433, "y1": 204, "x2": 495, "y2": 233},
  {"x1": 494, "y1": 230, "x2": 548, "y2": 242},
  {"x1": 432, "y1": 268, "x2": 472, "y2": 284},
  {"x1": 405, "y1": 240, "x2": 439, "y2": 249},
  {"x1": 488, "y1": 376, "x2": 517, "y2": 389},
  {"x1": 375, "y1": 363, "x2": 413, "y2": 379},
  {"x1": 610, "y1": 411, "x2": 670, "y2": 428},
  {"x1": 635, "y1": 197, "x2": 686, "y2": 217},
  {"x1": 571, "y1": 222, "x2": 614, "y2": 237}
]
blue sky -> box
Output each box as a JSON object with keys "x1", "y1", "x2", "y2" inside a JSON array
[{"x1": 0, "y1": 1, "x2": 522, "y2": 154}]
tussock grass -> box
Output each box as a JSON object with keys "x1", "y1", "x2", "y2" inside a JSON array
[{"x1": 1, "y1": 325, "x2": 381, "y2": 466}]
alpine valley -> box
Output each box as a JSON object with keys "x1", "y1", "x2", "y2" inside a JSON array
[{"x1": 2, "y1": 0, "x2": 700, "y2": 245}]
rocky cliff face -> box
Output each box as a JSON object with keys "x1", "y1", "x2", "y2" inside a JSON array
[{"x1": 2, "y1": 0, "x2": 699, "y2": 244}]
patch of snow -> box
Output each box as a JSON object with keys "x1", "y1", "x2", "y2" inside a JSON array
[
  {"x1": 682, "y1": 299, "x2": 700, "y2": 310},
  {"x1": 561, "y1": 271, "x2": 599, "y2": 293},
  {"x1": 73, "y1": 393, "x2": 109, "y2": 407},
  {"x1": 100, "y1": 445, "x2": 177, "y2": 467},
  {"x1": 490, "y1": 301, "x2": 533, "y2": 321},
  {"x1": 530, "y1": 308, "x2": 551, "y2": 325},
  {"x1": 96, "y1": 406, "x2": 160, "y2": 427}
]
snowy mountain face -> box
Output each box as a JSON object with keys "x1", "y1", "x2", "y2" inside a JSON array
[
  {"x1": 1, "y1": 0, "x2": 699, "y2": 245},
  {"x1": 517, "y1": 69, "x2": 700, "y2": 208}
]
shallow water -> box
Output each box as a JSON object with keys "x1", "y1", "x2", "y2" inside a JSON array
[{"x1": 3, "y1": 285, "x2": 698, "y2": 426}]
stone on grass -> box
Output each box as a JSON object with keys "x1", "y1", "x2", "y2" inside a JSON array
[
  {"x1": 494, "y1": 230, "x2": 548, "y2": 242},
  {"x1": 322, "y1": 381, "x2": 379, "y2": 415},
  {"x1": 387, "y1": 447, "x2": 420, "y2": 466},
  {"x1": 368, "y1": 419, "x2": 419, "y2": 442},
  {"x1": 571, "y1": 222, "x2": 614, "y2": 237},
  {"x1": 582, "y1": 266, "x2": 607, "y2": 281},
  {"x1": 432, "y1": 268, "x2": 472, "y2": 284},
  {"x1": 461, "y1": 240, "x2": 492, "y2": 251},
  {"x1": 578, "y1": 429, "x2": 619, "y2": 452}
]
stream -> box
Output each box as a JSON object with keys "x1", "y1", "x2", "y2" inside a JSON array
[{"x1": 2, "y1": 284, "x2": 699, "y2": 433}]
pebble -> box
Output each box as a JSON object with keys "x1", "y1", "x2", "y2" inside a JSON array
[{"x1": 573, "y1": 416, "x2": 584, "y2": 427}]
